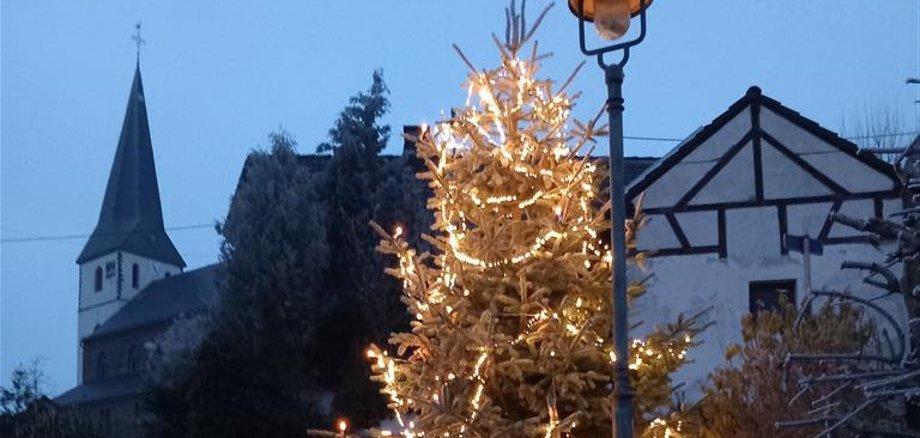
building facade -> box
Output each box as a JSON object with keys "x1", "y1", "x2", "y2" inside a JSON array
[
  {"x1": 55, "y1": 64, "x2": 218, "y2": 438},
  {"x1": 626, "y1": 86, "x2": 907, "y2": 396}
]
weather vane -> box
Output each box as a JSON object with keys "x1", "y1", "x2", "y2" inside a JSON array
[{"x1": 131, "y1": 22, "x2": 146, "y2": 62}]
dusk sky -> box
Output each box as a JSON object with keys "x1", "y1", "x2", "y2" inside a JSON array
[{"x1": 2, "y1": 1, "x2": 918, "y2": 395}]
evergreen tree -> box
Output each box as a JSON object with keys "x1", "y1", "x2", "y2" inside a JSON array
[
  {"x1": 317, "y1": 69, "x2": 403, "y2": 342},
  {"x1": 367, "y1": 5, "x2": 702, "y2": 437},
  {"x1": 216, "y1": 130, "x2": 329, "y2": 384},
  {"x1": 315, "y1": 70, "x2": 428, "y2": 428},
  {"x1": 145, "y1": 131, "x2": 330, "y2": 438}
]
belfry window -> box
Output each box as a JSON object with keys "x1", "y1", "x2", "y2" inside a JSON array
[
  {"x1": 132, "y1": 263, "x2": 140, "y2": 289},
  {"x1": 96, "y1": 352, "x2": 106, "y2": 380},
  {"x1": 94, "y1": 267, "x2": 103, "y2": 292}
]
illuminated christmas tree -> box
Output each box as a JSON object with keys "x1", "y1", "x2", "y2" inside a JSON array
[{"x1": 367, "y1": 4, "x2": 702, "y2": 437}]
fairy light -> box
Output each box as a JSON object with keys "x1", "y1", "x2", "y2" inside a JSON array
[
  {"x1": 517, "y1": 190, "x2": 545, "y2": 209},
  {"x1": 647, "y1": 418, "x2": 683, "y2": 438},
  {"x1": 363, "y1": 27, "x2": 700, "y2": 437}
]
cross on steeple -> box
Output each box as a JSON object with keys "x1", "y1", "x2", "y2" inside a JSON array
[{"x1": 132, "y1": 22, "x2": 146, "y2": 62}]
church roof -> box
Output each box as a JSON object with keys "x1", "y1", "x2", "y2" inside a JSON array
[
  {"x1": 85, "y1": 265, "x2": 219, "y2": 341},
  {"x1": 76, "y1": 64, "x2": 185, "y2": 267},
  {"x1": 54, "y1": 375, "x2": 143, "y2": 406}
]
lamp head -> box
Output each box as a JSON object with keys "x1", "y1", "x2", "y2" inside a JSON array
[{"x1": 568, "y1": 0, "x2": 652, "y2": 40}]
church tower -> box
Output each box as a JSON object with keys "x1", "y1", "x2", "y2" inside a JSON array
[{"x1": 75, "y1": 63, "x2": 185, "y2": 382}]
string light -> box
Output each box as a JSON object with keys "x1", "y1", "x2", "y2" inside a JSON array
[{"x1": 363, "y1": 22, "x2": 698, "y2": 437}]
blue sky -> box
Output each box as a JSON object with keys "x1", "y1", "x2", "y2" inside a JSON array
[{"x1": 2, "y1": 1, "x2": 918, "y2": 395}]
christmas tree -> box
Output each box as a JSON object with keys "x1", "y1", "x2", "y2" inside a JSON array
[{"x1": 367, "y1": 4, "x2": 702, "y2": 437}]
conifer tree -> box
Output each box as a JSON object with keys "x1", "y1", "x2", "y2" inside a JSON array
[{"x1": 366, "y1": 4, "x2": 702, "y2": 437}]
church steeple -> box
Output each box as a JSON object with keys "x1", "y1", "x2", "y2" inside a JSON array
[{"x1": 76, "y1": 64, "x2": 184, "y2": 268}]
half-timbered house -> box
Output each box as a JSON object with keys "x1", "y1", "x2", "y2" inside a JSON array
[{"x1": 626, "y1": 86, "x2": 907, "y2": 395}]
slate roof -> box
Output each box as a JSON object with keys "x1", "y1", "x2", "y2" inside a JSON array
[
  {"x1": 76, "y1": 64, "x2": 185, "y2": 267},
  {"x1": 85, "y1": 265, "x2": 219, "y2": 341},
  {"x1": 621, "y1": 157, "x2": 658, "y2": 184},
  {"x1": 54, "y1": 374, "x2": 144, "y2": 406}
]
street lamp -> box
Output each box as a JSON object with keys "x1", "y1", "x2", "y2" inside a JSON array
[{"x1": 568, "y1": 1, "x2": 652, "y2": 437}]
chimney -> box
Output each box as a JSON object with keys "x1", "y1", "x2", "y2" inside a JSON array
[{"x1": 402, "y1": 125, "x2": 426, "y2": 172}]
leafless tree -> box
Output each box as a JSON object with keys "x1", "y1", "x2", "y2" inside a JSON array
[
  {"x1": 778, "y1": 150, "x2": 920, "y2": 437},
  {"x1": 842, "y1": 104, "x2": 916, "y2": 164}
]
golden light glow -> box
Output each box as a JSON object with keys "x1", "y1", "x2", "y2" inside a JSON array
[
  {"x1": 567, "y1": 0, "x2": 651, "y2": 21},
  {"x1": 568, "y1": 0, "x2": 652, "y2": 40},
  {"x1": 363, "y1": 22, "x2": 696, "y2": 437}
]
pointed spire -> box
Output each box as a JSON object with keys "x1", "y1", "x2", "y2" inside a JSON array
[{"x1": 77, "y1": 64, "x2": 185, "y2": 267}]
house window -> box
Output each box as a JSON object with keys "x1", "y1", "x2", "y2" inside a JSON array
[
  {"x1": 105, "y1": 261, "x2": 116, "y2": 278},
  {"x1": 749, "y1": 280, "x2": 796, "y2": 314},
  {"x1": 94, "y1": 267, "x2": 103, "y2": 292},
  {"x1": 132, "y1": 263, "x2": 140, "y2": 289},
  {"x1": 96, "y1": 352, "x2": 106, "y2": 380}
]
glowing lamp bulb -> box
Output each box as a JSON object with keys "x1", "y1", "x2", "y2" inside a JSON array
[
  {"x1": 593, "y1": 0, "x2": 631, "y2": 40},
  {"x1": 568, "y1": 0, "x2": 652, "y2": 41},
  {"x1": 338, "y1": 419, "x2": 348, "y2": 432}
]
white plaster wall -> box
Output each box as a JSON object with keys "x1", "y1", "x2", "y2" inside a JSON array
[
  {"x1": 76, "y1": 252, "x2": 181, "y2": 383},
  {"x1": 760, "y1": 108, "x2": 895, "y2": 193},
  {"x1": 829, "y1": 199, "x2": 875, "y2": 238},
  {"x1": 631, "y1": 205, "x2": 906, "y2": 400},
  {"x1": 683, "y1": 108, "x2": 751, "y2": 164},
  {"x1": 726, "y1": 207, "x2": 779, "y2": 264},
  {"x1": 675, "y1": 211, "x2": 718, "y2": 247},
  {"x1": 760, "y1": 108, "x2": 838, "y2": 156},
  {"x1": 120, "y1": 252, "x2": 182, "y2": 300},
  {"x1": 761, "y1": 142, "x2": 831, "y2": 199},
  {"x1": 641, "y1": 109, "x2": 752, "y2": 209},
  {"x1": 79, "y1": 254, "x2": 120, "y2": 310},
  {"x1": 637, "y1": 214, "x2": 681, "y2": 250},
  {"x1": 642, "y1": 162, "x2": 716, "y2": 209},
  {"x1": 787, "y1": 202, "x2": 833, "y2": 236},
  {"x1": 886, "y1": 198, "x2": 905, "y2": 216},
  {"x1": 690, "y1": 142, "x2": 756, "y2": 205}
]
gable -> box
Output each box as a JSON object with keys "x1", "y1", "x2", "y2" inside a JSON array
[
  {"x1": 626, "y1": 87, "x2": 901, "y2": 258},
  {"x1": 628, "y1": 87, "x2": 899, "y2": 210}
]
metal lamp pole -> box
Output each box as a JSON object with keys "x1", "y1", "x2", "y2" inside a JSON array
[{"x1": 569, "y1": 1, "x2": 652, "y2": 437}]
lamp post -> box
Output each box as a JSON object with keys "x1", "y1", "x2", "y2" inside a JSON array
[{"x1": 567, "y1": 1, "x2": 653, "y2": 437}]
